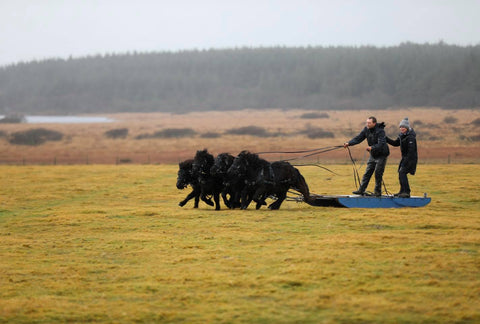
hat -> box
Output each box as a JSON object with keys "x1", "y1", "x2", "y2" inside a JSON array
[{"x1": 399, "y1": 117, "x2": 410, "y2": 129}]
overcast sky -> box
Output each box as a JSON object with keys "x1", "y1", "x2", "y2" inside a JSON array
[{"x1": 1, "y1": 0, "x2": 479, "y2": 66}]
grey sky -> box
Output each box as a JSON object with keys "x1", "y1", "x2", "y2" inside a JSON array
[{"x1": 1, "y1": 0, "x2": 479, "y2": 66}]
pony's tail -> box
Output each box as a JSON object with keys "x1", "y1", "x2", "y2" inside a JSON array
[{"x1": 294, "y1": 169, "x2": 314, "y2": 204}]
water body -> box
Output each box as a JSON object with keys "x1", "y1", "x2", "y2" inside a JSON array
[{"x1": 0, "y1": 115, "x2": 115, "y2": 124}]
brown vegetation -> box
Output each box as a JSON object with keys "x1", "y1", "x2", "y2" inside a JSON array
[
  {"x1": 104, "y1": 128, "x2": 128, "y2": 139},
  {"x1": 8, "y1": 128, "x2": 64, "y2": 146},
  {"x1": 0, "y1": 107, "x2": 479, "y2": 164}
]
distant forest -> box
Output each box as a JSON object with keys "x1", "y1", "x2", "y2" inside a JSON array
[{"x1": 0, "y1": 42, "x2": 479, "y2": 114}]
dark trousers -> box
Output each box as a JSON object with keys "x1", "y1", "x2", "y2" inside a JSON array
[
  {"x1": 399, "y1": 168, "x2": 410, "y2": 194},
  {"x1": 359, "y1": 156, "x2": 387, "y2": 193}
]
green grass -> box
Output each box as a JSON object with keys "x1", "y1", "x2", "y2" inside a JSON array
[{"x1": 0, "y1": 164, "x2": 479, "y2": 323}]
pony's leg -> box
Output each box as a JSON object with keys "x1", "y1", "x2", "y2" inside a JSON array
[
  {"x1": 253, "y1": 188, "x2": 266, "y2": 210},
  {"x1": 201, "y1": 193, "x2": 214, "y2": 206},
  {"x1": 244, "y1": 191, "x2": 254, "y2": 209},
  {"x1": 221, "y1": 190, "x2": 231, "y2": 208},
  {"x1": 194, "y1": 194, "x2": 200, "y2": 208},
  {"x1": 233, "y1": 191, "x2": 242, "y2": 209},
  {"x1": 269, "y1": 191, "x2": 286, "y2": 210},
  {"x1": 240, "y1": 189, "x2": 247, "y2": 209},
  {"x1": 241, "y1": 188, "x2": 252, "y2": 210},
  {"x1": 255, "y1": 193, "x2": 268, "y2": 210},
  {"x1": 179, "y1": 190, "x2": 197, "y2": 207},
  {"x1": 214, "y1": 193, "x2": 221, "y2": 210},
  {"x1": 227, "y1": 191, "x2": 237, "y2": 209}
]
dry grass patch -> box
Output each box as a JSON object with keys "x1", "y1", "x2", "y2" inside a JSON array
[{"x1": 0, "y1": 108, "x2": 479, "y2": 164}]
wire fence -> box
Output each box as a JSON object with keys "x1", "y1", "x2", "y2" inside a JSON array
[{"x1": 0, "y1": 153, "x2": 477, "y2": 166}]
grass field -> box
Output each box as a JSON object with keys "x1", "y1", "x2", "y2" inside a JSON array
[{"x1": 1, "y1": 163, "x2": 479, "y2": 323}]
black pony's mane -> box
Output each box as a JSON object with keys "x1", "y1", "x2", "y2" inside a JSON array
[
  {"x1": 216, "y1": 152, "x2": 234, "y2": 164},
  {"x1": 238, "y1": 150, "x2": 258, "y2": 162},
  {"x1": 218, "y1": 152, "x2": 231, "y2": 157},
  {"x1": 195, "y1": 149, "x2": 214, "y2": 164},
  {"x1": 179, "y1": 159, "x2": 193, "y2": 169}
]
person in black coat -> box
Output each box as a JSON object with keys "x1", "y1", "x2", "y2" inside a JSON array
[
  {"x1": 386, "y1": 117, "x2": 418, "y2": 198},
  {"x1": 344, "y1": 116, "x2": 390, "y2": 196}
]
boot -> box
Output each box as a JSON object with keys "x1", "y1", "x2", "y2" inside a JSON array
[
  {"x1": 352, "y1": 182, "x2": 368, "y2": 195},
  {"x1": 398, "y1": 192, "x2": 410, "y2": 198}
]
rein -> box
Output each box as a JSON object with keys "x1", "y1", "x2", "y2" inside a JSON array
[
  {"x1": 346, "y1": 146, "x2": 362, "y2": 189},
  {"x1": 290, "y1": 163, "x2": 339, "y2": 175},
  {"x1": 255, "y1": 145, "x2": 343, "y2": 158},
  {"x1": 255, "y1": 145, "x2": 343, "y2": 175}
]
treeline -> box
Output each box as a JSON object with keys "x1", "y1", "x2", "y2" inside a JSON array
[{"x1": 0, "y1": 42, "x2": 479, "y2": 114}]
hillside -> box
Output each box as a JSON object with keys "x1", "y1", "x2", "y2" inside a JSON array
[{"x1": 0, "y1": 43, "x2": 479, "y2": 114}]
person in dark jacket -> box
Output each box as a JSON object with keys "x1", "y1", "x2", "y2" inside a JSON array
[
  {"x1": 343, "y1": 116, "x2": 390, "y2": 196},
  {"x1": 386, "y1": 117, "x2": 418, "y2": 198}
]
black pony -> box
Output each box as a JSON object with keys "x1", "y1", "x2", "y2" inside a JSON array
[
  {"x1": 227, "y1": 151, "x2": 271, "y2": 209},
  {"x1": 176, "y1": 159, "x2": 213, "y2": 208},
  {"x1": 192, "y1": 149, "x2": 224, "y2": 210},
  {"x1": 266, "y1": 161, "x2": 314, "y2": 209},
  {"x1": 227, "y1": 151, "x2": 314, "y2": 209},
  {"x1": 210, "y1": 152, "x2": 240, "y2": 209}
]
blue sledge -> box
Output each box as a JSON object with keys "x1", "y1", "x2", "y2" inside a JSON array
[{"x1": 307, "y1": 194, "x2": 431, "y2": 208}]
